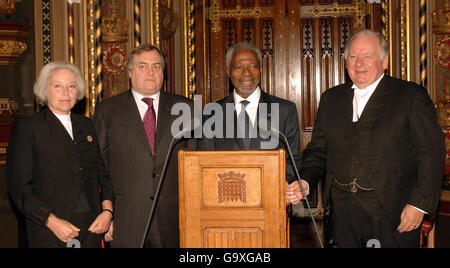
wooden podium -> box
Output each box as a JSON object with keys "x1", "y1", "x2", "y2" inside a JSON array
[{"x1": 178, "y1": 149, "x2": 289, "y2": 248}]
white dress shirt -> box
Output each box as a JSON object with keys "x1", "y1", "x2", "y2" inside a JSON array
[
  {"x1": 132, "y1": 89, "x2": 160, "y2": 127},
  {"x1": 233, "y1": 87, "x2": 261, "y2": 126},
  {"x1": 53, "y1": 112, "x2": 73, "y2": 140},
  {"x1": 352, "y1": 74, "x2": 384, "y2": 122}
]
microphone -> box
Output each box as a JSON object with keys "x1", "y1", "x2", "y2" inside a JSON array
[
  {"x1": 140, "y1": 118, "x2": 200, "y2": 248},
  {"x1": 259, "y1": 118, "x2": 324, "y2": 248}
]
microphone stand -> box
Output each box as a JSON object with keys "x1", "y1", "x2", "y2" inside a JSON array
[
  {"x1": 266, "y1": 128, "x2": 324, "y2": 248},
  {"x1": 140, "y1": 131, "x2": 187, "y2": 248}
]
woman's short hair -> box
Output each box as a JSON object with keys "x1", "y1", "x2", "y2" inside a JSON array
[
  {"x1": 127, "y1": 43, "x2": 165, "y2": 71},
  {"x1": 225, "y1": 42, "x2": 263, "y2": 69},
  {"x1": 33, "y1": 61, "x2": 86, "y2": 105},
  {"x1": 344, "y1": 29, "x2": 389, "y2": 60}
]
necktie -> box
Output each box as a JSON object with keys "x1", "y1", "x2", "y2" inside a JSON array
[
  {"x1": 239, "y1": 100, "x2": 251, "y2": 150},
  {"x1": 142, "y1": 98, "x2": 156, "y2": 156}
]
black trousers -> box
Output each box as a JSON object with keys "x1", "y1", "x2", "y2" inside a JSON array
[{"x1": 331, "y1": 187, "x2": 420, "y2": 248}]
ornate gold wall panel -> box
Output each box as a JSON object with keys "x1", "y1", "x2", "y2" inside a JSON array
[
  {"x1": 432, "y1": 0, "x2": 450, "y2": 188},
  {"x1": 0, "y1": 23, "x2": 30, "y2": 65},
  {"x1": 33, "y1": 0, "x2": 181, "y2": 116},
  {"x1": 0, "y1": 0, "x2": 15, "y2": 15}
]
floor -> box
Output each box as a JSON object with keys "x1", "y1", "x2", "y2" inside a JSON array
[{"x1": 290, "y1": 218, "x2": 324, "y2": 248}]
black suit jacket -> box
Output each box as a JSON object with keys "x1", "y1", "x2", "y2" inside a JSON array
[
  {"x1": 6, "y1": 109, "x2": 113, "y2": 247},
  {"x1": 93, "y1": 90, "x2": 194, "y2": 248},
  {"x1": 300, "y1": 75, "x2": 446, "y2": 226},
  {"x1": 200, "y1": 90, "x2": 301, "y2": 184}
]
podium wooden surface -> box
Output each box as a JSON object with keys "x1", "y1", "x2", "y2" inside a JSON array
[{"x1": 178, "y1": 149, "x2": 288, "y2": 248}]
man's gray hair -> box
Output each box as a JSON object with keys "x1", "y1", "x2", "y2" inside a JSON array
[
  {"x1": 344, "y1": 29, "x2": 389, "y2": 60},
  {"x1": 225, "y1": 42, "x2": 263, "y2": 69},
  {"x1": 33, "y1": 61, "x2": 86, "y2": 105}
]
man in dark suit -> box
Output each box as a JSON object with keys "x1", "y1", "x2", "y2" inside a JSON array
[
  {"x1": 200, "y1": 42, "x2": 305, "y2": 203},
  {"x1": 94, "y1": 44, "x2": 194, "y2": 248},
  {"x1": 298, "y1": 30, "x2": 446, "y2": 247}
]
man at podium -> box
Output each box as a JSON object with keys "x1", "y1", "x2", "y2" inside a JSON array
[{"x1": 199, "y1": 42, "x2": 305, "y2": 204}]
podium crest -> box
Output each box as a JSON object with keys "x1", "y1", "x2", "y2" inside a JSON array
[{"x1": 217, "y1": 171, "x2": 247, "y2": 203}]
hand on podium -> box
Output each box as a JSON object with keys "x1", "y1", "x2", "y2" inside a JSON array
[{"x1": 286, "y1": 180, "x2": 309, "y2": 205}]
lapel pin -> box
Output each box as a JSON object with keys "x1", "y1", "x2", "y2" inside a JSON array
[{"x1": 87, "y1": 135, "x2": 93, "y2": 142}]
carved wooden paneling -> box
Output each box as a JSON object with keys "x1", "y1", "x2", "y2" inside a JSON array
[
  {"x1": 338, "y1": 16, "x2": 352, "y2": 83},
  {"x1": 223, "y1": 0, "x2": 237, "y2": 8},
  {"x1": 261, "y1": 19, "x2": 274, "y2": 95},
  {"x1": 300, "y1": 15, "x2": 354, "y2": 133},
  {"x1": 224, "y1": 19, "x2": 238, "y2": 49},
  {"x1": 301, "y1": 18, "x2": 315, "y2": 132},
  {"x1": 260, "y1": 0, "x2": 274, "y2": 6},
  {"x1": 205, "y1": 0, "x2": 277, "y2": 102},
  {"x1": 0, "y1": 98, "x2": 20, "y2": 165},
  {"x1": 241, "y1": 0, "x2": 255, "y2": 8},
  {"x1": 243, "y1": 19, "x2": 256, "y2": 43},
  {"x1": 204, "y1": 228, "x2": 263, "y2": 248}
]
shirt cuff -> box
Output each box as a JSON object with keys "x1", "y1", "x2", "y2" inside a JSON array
[
  {"x1": 301, "y1": 180, "x2": 310, "y2": 197},
  {"x1": 410, "y1": 205, "x2": 427, "y2": 214}
]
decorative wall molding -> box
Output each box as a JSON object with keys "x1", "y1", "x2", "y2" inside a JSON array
[
  {"x1": 102, "y1": 0, "x2": 129, "y2": 43},
  {"x1": 134, "y1": 0, "x2": 141, "y2": 47},
  {"x1": 85, "y1": 0, "x2": 103, "y2": 117},
  {"x1": 0, "y1": 0, "x2": 14, "y2": 15},
  {"x1": 433, "y1": 7, "x2": 450, "y2": 34},
  {"x1": 0, "y1": 98, "x2": 20, "y2": 165},
  {"x1": 41, "y1": 0, "x2": 51, "y2": 65},
  {"x1": 160, "y1": 4, "x2": 179, "y2": 40},
  {"x1": 0, "y1": 27, "x2": 29, "y2": 66},
  {"x1": 301, "y1": 0, "x2": 367, "y2": 31},
  {"x1": 207, "y1": 0, "x2": 266, "y2": 33}
]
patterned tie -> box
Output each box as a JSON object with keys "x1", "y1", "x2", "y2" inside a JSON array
[
  {"x1": 142, "y1": 98, "x2": 156, "y2": 156},
  {"x1": 239, "y1": 100, "x2": 251, "y2": 150}
]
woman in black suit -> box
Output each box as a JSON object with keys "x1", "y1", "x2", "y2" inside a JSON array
[{"x1": 6, "y1": 62, "x2": 114, "y2": 248}]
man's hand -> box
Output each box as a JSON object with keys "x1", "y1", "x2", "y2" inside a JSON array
[
  {"x1": 46, "y1": 214, "x2": 80, "y2": 243},
  {"x1": 104, "y1": 221, "x2": 114, "y2": 242},
  {"x1": 88, "y1": 211, "x2": 113, "y2": 234},
  {"x1": 397, "y1": 204, "x2": 425, "y2": 233},
  {"x1": 287, "y1": 180, "x2": 309, "y2": 205}
]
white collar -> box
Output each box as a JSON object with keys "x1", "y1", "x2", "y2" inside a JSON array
[
  {"x1": 52, "y1": 111, "x2": 73, "y2": 139},
  {"x1": 233, "y1": 87, "x2": 261, "y2": 106},
  {"x1": 53, "y1": 112, "x2": 71, "y2": 120},
  {"x1": 352, "y1": 74, "x2": 384, "y2": 96},
  {"x1": 132, "y1": 89, "x2": 160, "y2": 104},
  {"x1": 233, "y1": 87, "x2": 261, "y2": 125}
]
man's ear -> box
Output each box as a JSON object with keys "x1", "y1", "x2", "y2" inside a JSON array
[
  {"x1": 226, "y1": 68, "x2": 231, "y2": 78},
  {"x1": 383, "y1": 55, "x2": 389, "y2": 70}
]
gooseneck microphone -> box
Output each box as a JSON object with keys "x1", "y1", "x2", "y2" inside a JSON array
[
  {"x1": 259, "y1": 118, "x2": 324, "y2": 248},
  {"x1": 140, "y1": 118, "x2": 200, "y2": 248}
]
